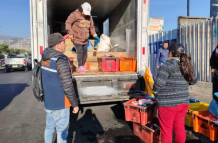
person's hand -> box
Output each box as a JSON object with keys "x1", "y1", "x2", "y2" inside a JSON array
[
  {"x1": 72, "y1": 106, "x2": 79, "y2": 114},
  {"x1": 68, "y1": 35, "x2": 74, "y2": 41},
  {"x1": 94, "y1": 36, "x2": 100, "y2": 42},
  {"x1": 94, "y1": 40, "x2": 99, "y2": 47},
  {"x1": 156, "y1": 66, "x2": 159, "y2": 69},
  {"x1": 212, "y1": 69, "x2": 217, "y2": 76}
]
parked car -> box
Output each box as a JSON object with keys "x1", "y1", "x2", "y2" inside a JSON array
[{"x1": 4, "y1": 53, "x2": 31, "y2": 72}]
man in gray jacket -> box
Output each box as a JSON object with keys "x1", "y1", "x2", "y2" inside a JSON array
[{"x1": 41, "y1": 33, "x2": 79, "y2": 143}]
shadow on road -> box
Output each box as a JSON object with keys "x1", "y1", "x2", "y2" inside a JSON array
[
  {"x1": 0, "y1": 68, "x2": 32, "y2": 73},
  {"x1": 185, "y1": 140, "x2": 202, "y2": 143},
  {"x1": 67, "y1": 107, "x2": 104, "y2": 143},
  {"x1": 52, "y1": 104, "x2": 104, "y2": 143},
  {"x1": 0, "y1": 83, "x2": 29, "y2": 111},
  {"x1": 111, "y1": 103, "x2": 134, "y2": 132},
  {"x1": 115, "y1": 135, "x2": 143, "y2": 143}
]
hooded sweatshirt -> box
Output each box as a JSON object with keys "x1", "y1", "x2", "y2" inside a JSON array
[
  {"x1": 42, "y1": 48, "x2": 78, "y2": 110},
  {"x1": 65, "y1": 8, "x2": 97, "y2": 45}
]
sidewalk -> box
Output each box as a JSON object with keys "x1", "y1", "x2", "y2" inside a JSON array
[{"x1": 189, "y1": 90, "x2": 212, "y2": 104}]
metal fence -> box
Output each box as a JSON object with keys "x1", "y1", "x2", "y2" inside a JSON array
[
  {"x1": 179, "y1": 17, "x2": 215, "y2": 82},
  {"x1": 149, "y1": 16, "x2": 218, "y2": 82},
  {"x1": 148, "y1": 29, "x2": 177, "y2": 77}
]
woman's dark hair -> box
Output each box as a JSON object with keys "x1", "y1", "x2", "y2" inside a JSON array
[
  {"x1": 179, "y1": 53, "x2": 194, "y2": 83},
  {"x1": 169, "y1": 43, "x2": 184, "y2": 57}
]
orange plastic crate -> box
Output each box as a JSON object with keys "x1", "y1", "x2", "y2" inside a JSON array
[
  {"x1": 123, "y1": 96, "x2": 157, "y2": 125},
  {"x1": 119, "y1": 57, "x2": 137, "y2": 71},
  {"x1": 192, "y1": 110, "x2": 218, "y2": 141}
]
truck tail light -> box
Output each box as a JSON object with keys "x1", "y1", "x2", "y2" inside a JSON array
[
  {"x1": 4, "y1": 59, "x2": 5, "y2": 64},
  {"x1": 23, "y1": 59, "x2": 26, "y2": 64}
]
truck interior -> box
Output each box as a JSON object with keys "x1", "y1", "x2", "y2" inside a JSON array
[{"x1": 47, "y1": 0, "x2": 138, "y2": 76}]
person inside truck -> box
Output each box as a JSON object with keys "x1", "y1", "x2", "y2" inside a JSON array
[
  {"x1": 155, "y1": 40, "x2": 169, "y2": 69},
  {"x1": 65, "y1": 2, "x2": 100, "y2": 73},
  {"x1": 210, "y1": 45, "x2": 218, "y2": 100},
  {"x1": 153, "y1": 43, "x2": 197, "y2": 143}
]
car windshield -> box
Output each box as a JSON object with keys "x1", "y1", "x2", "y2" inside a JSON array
[{"x1": 10, "y1": 53, "x2": 25, "y2": 58}]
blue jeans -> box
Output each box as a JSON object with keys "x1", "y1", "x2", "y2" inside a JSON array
[{"x1": 44, "y1": 108, "x2": 70, "y2": 143}]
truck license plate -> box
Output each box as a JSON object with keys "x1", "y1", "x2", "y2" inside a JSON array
[{"x1": 12, "y1": 65, "x2": 18, "y2": 68}]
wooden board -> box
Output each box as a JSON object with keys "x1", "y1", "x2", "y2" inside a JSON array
[
  {"x1": 73, "y1": 71, "x2": 137, "y2": 76},
  {"x1": 72, "y1": 61, "x2": 99, "y2": 71},
  {"x1": 64, "y1": 39, "x2": 98, "y2": 52},
  {"x1": 64, "y1": 51, "x2": 127, "y2": 62}
]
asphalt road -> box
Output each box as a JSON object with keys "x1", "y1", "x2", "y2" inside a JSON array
[
  {"x1": 0, "y1": 69, "x2": 144, "y2": 143},
  {"x1": 0, "y1": 69, "x2": 205, "y2": 143}
]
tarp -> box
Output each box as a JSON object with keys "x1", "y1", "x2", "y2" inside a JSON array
[{"x1": 143, "y1": 66, "x2": 154, "y2": 97}]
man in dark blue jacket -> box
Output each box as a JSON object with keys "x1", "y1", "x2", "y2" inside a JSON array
[
  {"x1": 41, "y1": 33, "x2": 79, "y2": 143},
  {"x1": 155, "y1": 41, "x2": 169, "y2": 69}
]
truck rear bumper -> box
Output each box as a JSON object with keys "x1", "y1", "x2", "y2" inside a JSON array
[
  {"x1": 5, "y1": 65, "x2": 26, "y2": 69},
  {"x1": 73, "y1": 74, "x2": 145, "y2": 104},
  {"x1": 79, "y1": 93, "x2": 143, "y2": 104}
]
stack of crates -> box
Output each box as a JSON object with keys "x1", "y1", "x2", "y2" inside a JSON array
[
  {"x1": 123, "y1": 96, "x2": 161, "y2": 143},
  {"x1": 185, "y1": 98, "x2": 218, "y2": 142}
]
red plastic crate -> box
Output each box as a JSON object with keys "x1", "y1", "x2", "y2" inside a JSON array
[
  {"x1": 123, "y1": 96, "x2": 157, "y2": 125},
  {"x1": 133, "y1": 118, "x2": 161, "y2": 143},
  {"x1": 98, "y1": 57, "x2": 119, "y2": 72},
  {"x1": 68, "y1": 57, "x2": 74, "y2": 72}
]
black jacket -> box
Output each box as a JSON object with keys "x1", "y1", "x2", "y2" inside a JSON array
[
  {"x1": 42, "y1": 48, "x2": 78, "y2": 108},
  {"x1": 210, "y1": 49, "x2": 218, "y2": 70}
]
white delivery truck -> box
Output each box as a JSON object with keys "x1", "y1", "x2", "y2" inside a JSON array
[{"x1": 30, "y1": 0, "x2": 149, "y2": 104}]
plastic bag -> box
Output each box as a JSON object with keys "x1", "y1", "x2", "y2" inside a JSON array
[
  {"x1": 97, "y1": 34, "x2": 111, "y2": 52},
  {"x1": 209, "y1": 93, "x2": 218, "y2": 118},
  {"x1": 143, "y1": 66, "x2": 154, "y2": 97},
  {"x1": 87, "y1": 40, "x2": 93, "y2": 51}
]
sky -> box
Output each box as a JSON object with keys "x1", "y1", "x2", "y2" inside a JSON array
[
  {"x1": 0, "y1": 0, "x2": 211, "y2": 38},
  {"x1": 149, "y1": 0, "x2": 210, "y2": 32}
]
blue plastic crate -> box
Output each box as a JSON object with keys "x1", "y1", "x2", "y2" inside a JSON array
[{"x1": 189, "y1": 98, "x2": 201, "y2": 103}]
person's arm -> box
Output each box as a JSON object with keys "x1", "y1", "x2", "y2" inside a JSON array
[
  {"x1": 153, "y1": 65, "x2": 170, "y2": 97},
  {"x1": 155, "y1": 48, "x2": 161, "y2": 67},
  {"x1": 56, "y1": 58, "x2": 78, "y2": 108},
  {"x1": 90, "y1": 16, "x2": 97, "y2": 37},
  {"x1": 65, "y1": 13, "x2": 77, "y2": 35},
  {"x1": 210, "y1": 50, "x2": 217, "y2": 76},
  {"x1": 189, "y1": 72, "x2": 198, "y2": 85}
]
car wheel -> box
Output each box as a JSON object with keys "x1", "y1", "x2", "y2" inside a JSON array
[
  {"x1": 6, "y1": 68, "x2": 10, "y2": 73},
  {"x1": 24, "y1": 66, "x2": 28, "y2": 71}
]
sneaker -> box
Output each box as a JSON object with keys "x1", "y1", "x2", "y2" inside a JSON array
[
  {"x1": 78, "y1": 66, "x2": 85, "y2": 73},
  {"x1": 81, "y1": 66, "x2": 89, "y2": 71}
]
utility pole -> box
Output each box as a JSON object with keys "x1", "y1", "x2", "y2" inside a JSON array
[{"x1": 187, "y1": 0, "x2": 190, "y2": 16}]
